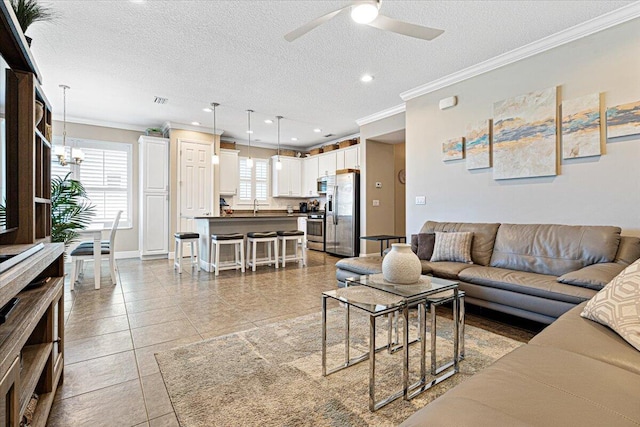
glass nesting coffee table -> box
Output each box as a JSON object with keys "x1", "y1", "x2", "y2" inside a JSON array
[{"x1": 321, "y1": 274, "x2": 464, "y2": 411}]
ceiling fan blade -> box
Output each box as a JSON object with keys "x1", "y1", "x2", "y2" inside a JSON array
[
  {"x1": 284, "y1": 5, "x2": 350, "y2": 42},
  {"x1": 366, "y1": 14, "x2": 444, "y2": 41}
]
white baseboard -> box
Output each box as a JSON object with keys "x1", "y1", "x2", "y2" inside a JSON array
[{"x1": 115, "y1": 251, "x2": 141, "y2": 260}]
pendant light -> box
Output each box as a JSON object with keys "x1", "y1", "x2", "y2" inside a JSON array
[
  {"x1": 55, "y1": 84, "x2": 84, "y2": 166},
  {"x1": 211, "y1": 102, "x2": 220, "y2": 165},
  {"x1": 246, "y1": 109, "x2": 254, "y2": 169},
  {"x1": 275, "y1": 116, "x2": 283, "y2": 170}
]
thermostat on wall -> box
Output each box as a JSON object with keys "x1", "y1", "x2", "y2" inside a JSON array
[{"x1": 439, "y1": 96, "x2": 458, "y2": 110}]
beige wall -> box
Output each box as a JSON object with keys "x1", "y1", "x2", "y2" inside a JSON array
[
  {"x1": 52, "y1": 121, "x2": 143, "y2": 252},
  {"x1": 405, "y1": 18, "x2": 640, "y2": 237},
  {"x1": 359, "y1": 112, "x2": 405, "y2": 254},
  {"x1": 394, "y1": 143, "x2": 406, "y2": 236}
]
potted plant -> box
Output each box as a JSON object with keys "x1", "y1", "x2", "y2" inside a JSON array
[
  {"x1": 51, "y1": 173, "x2": 95, "y2": 248},
  {"x1": 9, "y1": 0, "x2": 55, "y2": 46}
]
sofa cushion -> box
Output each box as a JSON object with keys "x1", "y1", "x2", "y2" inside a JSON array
[
  {"x1": 581, "y1": 258, "x2": 640, "y2": 351},
  {"x1": 557, "y1": 262, "x2": 625, "y2": 290},
  {"x1": 421, "y1": 261, "x2": 473, "y2": 280},
  {"x1": 615, "y1": 235, "x2": 640, "y2": 266},
  {"x1": 420, "y1": 221, "x2": 500, "y2": 266},
  {"x1": 400, "y1": 345, "x2": 640, "y2": 427},
  {"x1": 410, "y1": 233, "x2": 436, "y2": 260},
  {"x1": 430, "y1": 232, "x2": 473, "y2": 264},
  {"x1": 490, "y1": 223, "x2": 621, "y2": 276},
  {"x1": 531, "y1": 302, "x2": 640, "y2": 375},
  {"x1": 458, "y1": 266, "x2": 595, "y2": 304}
]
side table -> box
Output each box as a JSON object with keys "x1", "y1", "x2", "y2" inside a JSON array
[{"x1": 361, "y1": 235, "x2": 407, "y2": 256}]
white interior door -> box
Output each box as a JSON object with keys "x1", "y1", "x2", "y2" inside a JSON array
[{"x1": 179, "y1": 140, "x2": 212, "y2": 254}]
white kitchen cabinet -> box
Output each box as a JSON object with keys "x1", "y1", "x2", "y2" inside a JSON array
[
  {"x1": 272, "y1": 156, "x2": 303, "y2": 197},
  {"x1": 219, "y1": 149, "x2": 239, "y2": 195},
  {"x1": 302, "y1": 156, "x2": 319, "y2": 197},
  {"x1": 342, "y1": 146, "x2": 360, "y2": 169},
  {"x1": 139, "y1": 136, "x2": 169, "y2": 258},
  {"x1": 318, "y1": 151, "x2": 337, "y2": 177}
]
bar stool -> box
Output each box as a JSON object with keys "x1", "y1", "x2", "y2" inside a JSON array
[
  {"x1": 210, "y1": 233, "x2": 245, "y2": 276},
  {"x1": 276, "y1": 230, "x2": 306, "y2": 267},
  {"x1": 246, "y1": 231, "x2": 279, "y2": 272},
  {"x1": 173, "y1": 232, "x2": 200, "y2": 274}
]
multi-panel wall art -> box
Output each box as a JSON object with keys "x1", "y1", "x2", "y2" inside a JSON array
[
  {"x1": 492, "y1": 87, "x2": 557, "y2": 180},
  {"x1": 606, "y1": 100, "x2": 640, "y2": 138},
  {"x1": 442, "y1": 137, "x2": 464, "y2": 161},
  {"x1": 465, "y1": 120, "x2": 492, "y2": 170},
  {"x1": 562, "y1": 93, "x2": 601, "y2": 159}
]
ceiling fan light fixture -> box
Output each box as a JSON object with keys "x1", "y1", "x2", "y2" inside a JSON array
[{"x1": 351, "y1": 3, "x2": 379, "y2": 24}]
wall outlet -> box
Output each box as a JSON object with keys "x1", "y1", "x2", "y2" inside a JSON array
[
  {"x1": 375, "y1": 182, "x2": 382, "y2": 188},
  {"x1": 372, "y1": 200, "x2": 380, "y2": 207},
  {"x1": 415, "y1": 196, "x2": 426, "y2": 205}
]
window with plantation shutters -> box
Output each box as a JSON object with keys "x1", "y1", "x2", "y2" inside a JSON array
[
  {"x1": 51, "y1": 137, "x2": 132, "y2": 228},
  {"x1": 238, "y1": 157, "x2": 268, "y2": 202}
]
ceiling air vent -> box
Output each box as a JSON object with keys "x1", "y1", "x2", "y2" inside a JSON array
[
  {"x1": 324, "y1": 133, "x2": 334, "y2": 138},
  {"x1": 153, "y1": 96, "x2": 168, "y2": 104}
]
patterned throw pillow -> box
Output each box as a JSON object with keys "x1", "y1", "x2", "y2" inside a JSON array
[
  {"x1": 581, "y1": 258, "x2": 640, "y2": 351},
  {"x1": 430, "y1": 232, "x2": 473, "y2": 264}
]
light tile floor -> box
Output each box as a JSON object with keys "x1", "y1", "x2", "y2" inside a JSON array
[{"x1": 48, "y1": 251, "x2": 539, "y2": 426}]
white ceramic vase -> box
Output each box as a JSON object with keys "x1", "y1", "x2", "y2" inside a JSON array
[{"x1": 382, "y1": 243, "x2": 421, "y2": 284}]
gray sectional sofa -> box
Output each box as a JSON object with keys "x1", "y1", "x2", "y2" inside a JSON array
[
  {"x1": 336, "y1": 221, "x2": 640, "y2": 324},
  {"x1": 400, "y1": 301, "x2": 640, "y2": 426}
]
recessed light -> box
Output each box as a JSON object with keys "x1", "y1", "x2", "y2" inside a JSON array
[
  {"x1": 129, "y1": 0, "x2": 146, "y2": 3},
  {"x1": 203, "y1": 107, "x2": 212, "y2": 113},
  {"x1": 360, "y1": 74, "x2": 374, "y2": 83},
  {"x1": 264, "y1": 119, "x2": 273, "y2": 124},
  {"x1": 313, "y1": 128, "x2": 322, "y2": 133},
  {"x1": 191, "y1": 121, "x2": 200, "y2": 126},
  {"x1": 291, "y1": 137, "x2": 298, "y2": 141},
  {"x1": 246, "y1": 130, "x2": 254, "y2": 134}
]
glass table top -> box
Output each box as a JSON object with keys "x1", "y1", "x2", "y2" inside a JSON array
[
  {"x1": 345, "y1": 274, "x2": 458, "y2": 301},
  {"x1": 323, "y1": 287, "x2": 405, "y2": 314}
]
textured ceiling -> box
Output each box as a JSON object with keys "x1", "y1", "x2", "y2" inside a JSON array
[{"x1": 27, "y1": 0, "x2": 632, "y2": 148}]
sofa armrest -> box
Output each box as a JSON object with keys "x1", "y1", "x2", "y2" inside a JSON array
[{"x1": 556, "y1": 263, "x2": 625, "y2": 290}]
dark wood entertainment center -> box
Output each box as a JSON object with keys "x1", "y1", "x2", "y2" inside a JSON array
[{"x1": 0, "y1": 2, "x2": 65, "y2": 426}]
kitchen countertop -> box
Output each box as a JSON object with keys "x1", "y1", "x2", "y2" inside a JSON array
[{"x1": 193, "y1": 213, "x2": 307, "y2": 219}]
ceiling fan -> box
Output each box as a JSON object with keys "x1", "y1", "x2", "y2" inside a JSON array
[{"x1": 284, "y1": 0, "x2": 444, "y2": 42}]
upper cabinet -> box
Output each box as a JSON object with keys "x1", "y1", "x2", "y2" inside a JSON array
[
  {"x1": 302, "y1": 156, "x2": 319, "y2": 197},
  {"x1": 318, "y1": 151, "x2": 337, "y2": 177},
  {"x1": 140, "y1": 136, "x2": 169, "y2": 193},
  {"x1": 272, "y1": 156, "x2": 302, "y2": 197},
  {"x1": 341, "y1": 145, "x2": 360, "y2": 170},
  {"x1": 219, "y1": 149, "x2": 239, "y2": 196}
]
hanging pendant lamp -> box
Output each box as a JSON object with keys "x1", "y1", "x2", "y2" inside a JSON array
[
  {"x1": 211, "y1": 102, "x2": 220, "y2": 164},
  {"x1": 246, "y1": 109, "x2": 254, "y2": 168},
  {"x1": 55, "y1": 84, "x2": 84, "y2": 166},
  {"x1": 275, "y1": 116, "x2": 283, "y2": 170}
]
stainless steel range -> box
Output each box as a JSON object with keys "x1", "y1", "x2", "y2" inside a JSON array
[{"x1": 306, "y1": 212, "x2": 325, "y2": 251}]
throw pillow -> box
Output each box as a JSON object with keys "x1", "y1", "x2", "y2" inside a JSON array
[
  {"x1": 410, "y1": 233, "x2": 436, "y2": 260},
  {"x1": 581, "y1": 258, "x2": 640, "y2": 351},
  {"x1": 430, "y1": 232, "x2": 473, "y2": 264}
]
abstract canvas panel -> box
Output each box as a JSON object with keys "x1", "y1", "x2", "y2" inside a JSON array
[
  {"x1": 606, "y1": 100, "x2": 640, "y2": 139},
  {"x1": 493, "y1": 87, "x2": 557, "y2": 180},
  {"x1": 465, "y1": 120, "x2": 491, "y2": 169},
  {"x1": 442, "y1": 137, "x2": 464, "y2": 161},
  {"x1": 562, "y1": 93, "x2": 601, "y2": 159}
]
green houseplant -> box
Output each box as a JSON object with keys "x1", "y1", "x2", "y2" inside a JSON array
[
  {"x1": 9, "y1": 0, "x2": 55, "y2": 45},
  {"x1": 51, "y1": 173, "x2": 95, "y2": 247}
]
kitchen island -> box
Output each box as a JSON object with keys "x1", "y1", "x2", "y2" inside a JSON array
[{"x1": 193, "y1": 214, "x2": 306, "y2": 272}]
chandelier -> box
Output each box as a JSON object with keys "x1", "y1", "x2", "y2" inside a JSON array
[{"x1": 54, "y1": 84, "x2": 84, "y2": 166}]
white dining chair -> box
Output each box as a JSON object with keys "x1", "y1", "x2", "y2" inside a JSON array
[{"x1": 69, "y1": 210, "x2": 122, "y2": 290}]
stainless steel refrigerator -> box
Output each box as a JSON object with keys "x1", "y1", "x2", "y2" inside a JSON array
[{"x1": 325, "y1": 171, "x2": 359, "y2": 257}]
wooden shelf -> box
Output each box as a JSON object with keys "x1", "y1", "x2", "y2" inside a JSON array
[
  {"x1": 34, "y1": 198, "x2": 50, "y2": 205},
  {"x1": 29, "y1": 355, "x2": 62, "y2": 427},
  {"x1": 35, "y1": 129, "x2": 51, "y2": 148},
  {"x1": 19, "y1": 342, "x2": 52, "y2": 415}
]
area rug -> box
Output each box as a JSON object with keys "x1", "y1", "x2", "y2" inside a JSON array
[{"x1": 155, "y1": 309, "x2": 522, "y2": 427}]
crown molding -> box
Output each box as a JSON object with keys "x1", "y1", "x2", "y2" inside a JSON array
[
  {"x1": 400, "y1": 2, "x2": 640, "y2": 101},
  {"x1": 307, "y1": 132, "x2": 361, "y2": 150},
  {"x1": 356, "y1": 104, "x2": 406, "y2": 126},
  {"x1": 52, "y1": 115, "x2": 149, "y2": 132},
  {"x1": 162, "y1": 121, "x2": 225, "y2": 135}
]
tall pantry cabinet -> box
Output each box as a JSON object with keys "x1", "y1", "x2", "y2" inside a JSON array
[{"x1": 138, "y1": 136, "x2": 170, "y2": 258}]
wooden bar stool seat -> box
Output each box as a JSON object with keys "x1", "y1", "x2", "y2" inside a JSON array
[
  {"x1": 174, "y1": 232, "x2": 200, "y2": 274},
  {"x1": 210, "y1": 233, "x2": 245, "y2": 276},
  {"x1": 246, "y1": 231, "x2": 279, "y2": 272},
  {"x1": 276, "y1": 230, "x2": 306, "y2": 267}
]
